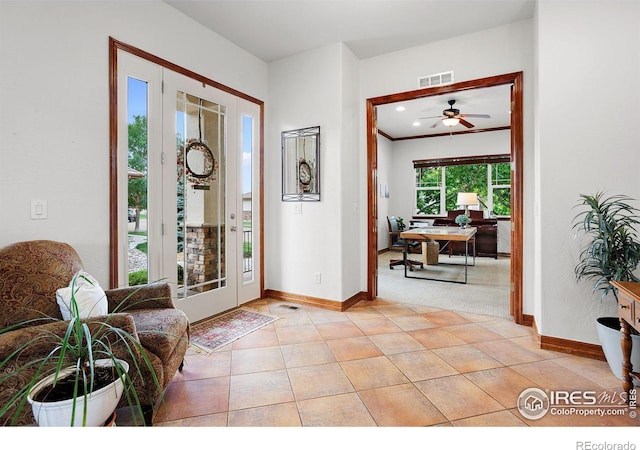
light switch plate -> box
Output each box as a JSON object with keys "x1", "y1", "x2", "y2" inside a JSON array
[{"x1": 31, "y1": 200, "x2": 47, "y2": 219}]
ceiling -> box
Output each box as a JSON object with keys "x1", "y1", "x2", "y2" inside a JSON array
[
  {"x1": 375, "y1": 84, "x2": 512, "y2": 139},
  {"x1": 165, "y1": 0, "x2": 533, "y2": 138}
]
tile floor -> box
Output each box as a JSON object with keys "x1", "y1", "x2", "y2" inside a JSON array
[{"x1": 152, "y1": 298, "x2": 639, "y2": 428}]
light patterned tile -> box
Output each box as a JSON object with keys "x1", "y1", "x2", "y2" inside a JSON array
[
  {"x1": 228, "y1": 370, "x2": 294, "y2": 410},
  {"x1": 155, "y1": 377, "x2": 230, "y2": 422},
  {"x1": 281, "y1": 341, "x2": 336, "y2": 368},
  {"x1": 368, "y1": 332, "x2": 425, "y2": 355},
  {"x1": 443, "y1": 323, "x2": 504, "y2": 343},
  {"x1": 408, "y1": 327, "x2": 467, "y2": 349},
  {"x1": 421, "y1": 310, "x2": 472, "y2": 327},
  {"x1": 297, "y1": 393, "x2": 376, "y2": 426},
  {"x1": 340, "y1": 355, "x2": 409, "y2": 390},
  {"x1": 315, "y1": 321, "x2": 364, "y2": 340},
  {"x1": 388, "y1": 350, "x2": 458, "y2": 381},
  {"x1": 275, "y1": 324, "x2": 323, "y2": 345},
  {"x1": 451, "y1": 409, "x2": 527, "y2": 426},
  {"x1": 228, "y1": 402, "x2": 301, "y2": 427},
  {"x1": 551, "y1": 355, "x2": 623, "y2": 389},
  {"x1": 464, "y1": 367, "x2": 541, "y2": 409},
  {"x1": 230, "y1": 346, "x2": 285, "y2": 375},
  {"x1": 415, "y1": 375, "x2": 505, "y2": 421},
  {"x1": 326, "y1": 336, "x2": 384, "y2": 361},
  {"x1": 358, "y1": 383, "x2": 447, "y2": 426},
  {"x1": 388, "y1": 314, "x2": 437, "y2": 331},
  {"x1": 353, "y1": 317, "x2": 403, "y2": 335},
  {"x1": 433, "y1": 344, "x2": 503, "y2": 373},
  {"x1": 472, "y1": 339, "x2": 546, "y2": 366},
  {"x1": 287, "y1": 363, "x2": 355, "y2": 400},
  {"x1": 479, "y1": 318, "x2": 533, "y2": 338},
  {"x1": 509, "y1": 360, "x2": 605, "y2": 392}
]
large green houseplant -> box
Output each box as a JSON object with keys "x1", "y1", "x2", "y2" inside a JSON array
[
  {"x1": 0, "y1": 273, "x2": 164, "y2": 426},
  {"x1": 572, "y1": 191, "x2": 640, "y2": 382}
]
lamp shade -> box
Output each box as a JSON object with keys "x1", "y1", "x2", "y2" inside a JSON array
[
  {"x1": 442, "y1": 117, "x2": 460, "y2": 127},
  {"x1": 456, "y1": 192, "x2": 478, "y2": 207}
]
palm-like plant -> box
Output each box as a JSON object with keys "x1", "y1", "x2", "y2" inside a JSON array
[
  {"x1": 0, "y1": 274, "x2": 163, "y2": 426},
  {"x1": 573, "y1": 192, "x2": 640, "y2": 301}
]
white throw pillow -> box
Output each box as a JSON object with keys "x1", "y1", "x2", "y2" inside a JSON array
[{"x1": 56, "y1": 271, "x2": 108, "y2": 320}]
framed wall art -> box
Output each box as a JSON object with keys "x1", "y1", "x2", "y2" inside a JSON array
[{"x1": 281, "y1": 126, "x2": 320, "y2": 201}]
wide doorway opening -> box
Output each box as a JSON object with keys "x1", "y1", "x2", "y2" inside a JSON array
[{"x1": 366, "y1": 72, "x2": 524, "y2": 324}]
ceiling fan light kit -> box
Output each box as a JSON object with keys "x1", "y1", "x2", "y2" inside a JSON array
[{"x1": 442, "y1": 117, "x2": 460, "y2": 127}]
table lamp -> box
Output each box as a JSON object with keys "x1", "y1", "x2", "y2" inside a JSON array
[{"x1": 456, "y1": 192, "x2": 478, "y2": 215}]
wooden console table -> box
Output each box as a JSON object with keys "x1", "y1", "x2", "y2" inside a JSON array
[{"x1": 610, "y1": 280, "x2": 640, "y2": 402}]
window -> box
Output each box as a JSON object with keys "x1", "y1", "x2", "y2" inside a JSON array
[
  {"x1": 415, "y1": 166, "x2": 442, "y2": 215},
  {"x1": 490, "y1": 162, "x2": 511, "y2": 216},
  {"x1": 414, "y1": 155, "x2": 511, "y2": 216}
]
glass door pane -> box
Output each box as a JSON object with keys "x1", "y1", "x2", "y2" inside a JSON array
[
  {"x1": 176, "y1": 91, "x2": 226, "y2": 298},
  {"x1": 127, "y1": 77, "x2": 149, "y2": 286},
  {"x1": 241, "y1": 115, "x2": 254, "y2": 282}
]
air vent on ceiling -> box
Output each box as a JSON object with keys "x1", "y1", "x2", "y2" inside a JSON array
[{"x1": 418, "y1": 71, "x2": 454, "y2": 88}]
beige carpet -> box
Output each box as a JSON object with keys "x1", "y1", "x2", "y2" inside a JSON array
[{"x1": 377, "y1": 251, "x2": 511, "y2": 319}]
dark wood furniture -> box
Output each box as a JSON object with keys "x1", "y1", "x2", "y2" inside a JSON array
[
  {"x1": 610, "y1": 281, "x2": 640, "y2": 404},
  {"x1": 387, "y1": 216, "x2": 423, "y2": 271},
  {"x1": 432, "y1": 210, "x2": 498, "y2": 259}
]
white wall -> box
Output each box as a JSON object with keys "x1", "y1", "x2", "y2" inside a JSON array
[
  {"x1": 535, "y1": 1, "x2": 640, "y2": 344},
  {"x1": 376, "y1": 135, "x2": 392, "y2": 251},
  {"x1": 360, "y1": 19, "x2": 534, "y2": 312},
  {"x1": 266, "y1": 43, "x2": 361, "y2": 302},
  {"x1": 338, "y1": 46, "x2": 362, "y2": 300},
  {"x1": 0, "y1": 1, "x2": 267, "y2": 286}
]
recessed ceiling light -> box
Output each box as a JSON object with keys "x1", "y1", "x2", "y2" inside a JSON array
[
  {"x1": 412, "y1": 121, "x2": 421, "y2": 126},
  {"x1": 395, "y1": 106, "x2": 406, "y2": 112}
]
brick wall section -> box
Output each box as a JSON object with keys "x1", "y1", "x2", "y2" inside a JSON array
[{"x1": 186, "y1": 225, "x2": 225, "y2": 292}]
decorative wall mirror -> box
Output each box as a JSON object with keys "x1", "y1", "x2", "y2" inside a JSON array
[{"x1": 282, "y1": 126, "x2": 320, "y2": 201}]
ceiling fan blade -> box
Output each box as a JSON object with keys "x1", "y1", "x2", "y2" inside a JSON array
[
  {"x1": 459, "y1": 118, "x2": 475, "y2": 128},
  {"x1": 418, "y1": 115, "x2": 443, "y2": 120},
  {"x1": 460, "y1": 113, "x2": 491, "y2": 118},
  {"x1": 430, "y1": 120, "x2": 441, "y2": 128}
]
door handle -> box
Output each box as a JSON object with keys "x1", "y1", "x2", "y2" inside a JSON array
[{"x1": 230, "y1": 226, "x2": 237, "y2": 232}]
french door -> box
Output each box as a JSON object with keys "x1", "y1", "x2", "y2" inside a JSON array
[{"x1": 116, "y1": 50, "x2": 260, "y2": 323}]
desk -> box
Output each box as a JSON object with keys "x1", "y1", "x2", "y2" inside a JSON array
[
  {"x1": 400, "y1": 227, "x2": 477, "y2": 284},
  {"x1": 611, "y1": 281, "x2": 640, "y2": 404}
]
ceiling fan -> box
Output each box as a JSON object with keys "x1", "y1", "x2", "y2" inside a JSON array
[{"x1": 420, "y1": 99, "x2": 491, "y2": 129}]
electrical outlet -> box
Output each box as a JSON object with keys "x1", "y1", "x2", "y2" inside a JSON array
[
  {"x1": 313, "y1": 272, "x2": 321, "y2": 284},
  {"x1": 293, "y1": 203, "x2": 302, "y2": 214}
]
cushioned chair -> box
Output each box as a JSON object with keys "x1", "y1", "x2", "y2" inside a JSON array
[
  {"x1": 0, "y1": 240, "x2": 189, "y2": 426},
  {"x1": 387, "y1": 216, "x2": 423, "y2": 271}
]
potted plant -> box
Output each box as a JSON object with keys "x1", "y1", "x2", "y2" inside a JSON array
[
  {"x1": 572, "y1": 192, "x2": 640, "y2": 383},
  {"x1": 455, "y1": 214, "x2": 472, "y2": 229},
  {"x1": 0, "y1": 272, "x2": 163, "y2": 426}
]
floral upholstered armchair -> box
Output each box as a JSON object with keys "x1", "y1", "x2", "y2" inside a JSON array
[{"x1": 0, "y1": 240, "x2": 189, "y2": 425}]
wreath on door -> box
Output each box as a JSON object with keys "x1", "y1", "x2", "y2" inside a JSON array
[
  {"x1": 177, "y1": 139, "x2": 218, "y2": 187},
  {"x1": 176, "y1": 99, "x2": 218, "y2": 188}
]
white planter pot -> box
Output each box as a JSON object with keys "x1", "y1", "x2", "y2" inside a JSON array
[
  {"x1": 27, "y1": 358, "x2": 129, "y2": 426},
  {"x1": 596, "y1": 317, "x2": 640, "y2": 386}
]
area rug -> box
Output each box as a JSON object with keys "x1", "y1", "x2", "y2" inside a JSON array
[{"x1": 189, "y1": 308, "x2": 279, "y2": 354}]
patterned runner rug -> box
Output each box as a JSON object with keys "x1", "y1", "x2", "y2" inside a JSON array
[{"x1": 189, "y1": 308, "x2": 279, "y2": 354}]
